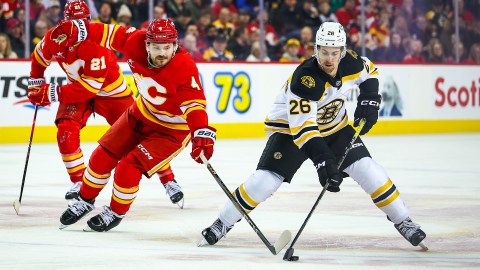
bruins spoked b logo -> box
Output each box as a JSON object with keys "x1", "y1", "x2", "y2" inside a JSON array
[{"x1": 317, "y1": 99, "x2": 344, "y2": 124}]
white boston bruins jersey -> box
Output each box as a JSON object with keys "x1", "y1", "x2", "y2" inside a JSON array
[{"x1": 265, "y1": 50, "x2": 379, "y2": 149}]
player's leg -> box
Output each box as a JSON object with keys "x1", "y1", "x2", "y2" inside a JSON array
[
  {"x1": 86, "y1": 126, "x2": 190, "y2": 232},
  {"x1": 338, "y1": 126, "x2": 427, "y2": 248},
  {"x1": 55, "y1": 102, "x2": 92, "y2": 200},
  {"x1": 201, "y1": 133, "x2": 308, "y2": 245},
  {"x1": 59, "y1": 110, "x2": 138, "y2": 229}
]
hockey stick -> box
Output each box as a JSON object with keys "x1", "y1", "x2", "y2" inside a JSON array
[
  {"x1": 199, "y1": 153, "x2": 292, "y2": 255},
  {"x1": 283, "y1": 118, "x2": 366, "y2": 261},
  {"x1": 13, "y1": 105, "x2": 39, "y2": 215}
]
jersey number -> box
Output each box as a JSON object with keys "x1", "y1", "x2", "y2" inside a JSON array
[
  {"x1": 91, "y1": 56, "x2": 106, "y2": 70},
  {"x1": 289, "y1": 99, "x2": 311, "y2": 115}
]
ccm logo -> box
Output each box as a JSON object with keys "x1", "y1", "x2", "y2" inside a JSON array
[{"x1": 360, "y1": 100, "x2": 379, "y2": 107}]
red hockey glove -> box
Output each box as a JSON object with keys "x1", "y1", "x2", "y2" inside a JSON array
[
  {"x1": 190, "y1": 127, "x2": 216, "y2": 164},
  {"x1": 27, "y1": 83, "x2": 61, "y2": 106},
  {"x1": 52, "y1": 19, "x2": 89, "y2": 48},
  {"x1": 28, "y1": 77, "x2": 45, "y2": 93}
]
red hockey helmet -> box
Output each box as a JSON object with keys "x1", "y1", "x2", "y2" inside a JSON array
[
  {"x1": 64, "y1": 0, "x2": 91, "y2": 20},
  {"x1": 146, "y1": 19, "x2": 178, "y2": 44}
]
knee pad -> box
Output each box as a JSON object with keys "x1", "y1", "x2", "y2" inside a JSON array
[
  {"x1": 344, "y1": 157, "x2": 389, "y2": 194},
  {"x1": 57, "y1": 119, "x2": 82, "y2": 154},
  {"x1": 242, "y1": 169, "x2": 284, "y2": 203}
]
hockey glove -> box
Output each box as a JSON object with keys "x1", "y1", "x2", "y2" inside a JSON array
[
  {"x1": 191, "y1": 126, "x2": 216, "y2": 164},
  {"x1": 354, "y1": 93, "x2": 381, "y2": 135},
  {"x1": 28, "y1": 77, "x2": 45, "y2": 93},
  {"x1": 315, "y1": 154, "x2": 343, "y2": 193},
  {"x1": 27, "y1": 83, "x2": 62, "y2": 107}
]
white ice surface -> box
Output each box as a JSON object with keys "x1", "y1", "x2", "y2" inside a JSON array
[{"x1": 1, "y1": 134, "x2": 479, "y2": 269}]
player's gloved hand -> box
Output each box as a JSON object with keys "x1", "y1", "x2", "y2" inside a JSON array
[
  {"x1": 28, "y1": 78, "x2": 45, "y2": 93},
  {"x1": 53, "y1": 19, "x2": 89, "y2": 47},
  {"x1": 190, "y1": 126, "x2": 216, "y2": 164},
  {"x1": 315, "y1": 154, "x2": 343, "y2": 192},
  {"x1": 27, "y1": 83, "x2": 62, "y2": 106},
  {"x1": 354, "y1": 93, "x2": 381, "y2": 135}
]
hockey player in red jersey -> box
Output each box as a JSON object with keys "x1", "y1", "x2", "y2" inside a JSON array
[
  {"x1": 27, "y1": 0, "x2": 185, "y2": 207},
  {"x1": 56, "y1": 18, "x2": 216, "y2": 232}
]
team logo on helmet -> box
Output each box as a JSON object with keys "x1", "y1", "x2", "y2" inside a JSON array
[{"x1": 300, "y1": 76, "x2": 315, "y2": 88}]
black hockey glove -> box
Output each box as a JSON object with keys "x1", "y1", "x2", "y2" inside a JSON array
[
  {"x1": 315, "y1": 154, "x2": 343, "y2": 193},
  {"x1": 354, "y1": 93, "x2": 381, "y2": 135}
]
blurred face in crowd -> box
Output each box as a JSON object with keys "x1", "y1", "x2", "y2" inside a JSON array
[
  {"x1": 286, "y1": 44, "x2": 299, "y2": 58},
  {"x1": 34, "y1": 20, "x2": 48, "y2": 38},
  {"x1": 317, "y1": 46, "x2": 342, "y2": 75},
  {"x1": 300, "y1": 27, "x2": 312, "y2": 43},
  {"x1": 99, "y1": 3, "x2": 112, "y2": 19},
  {"x1": 186, "y1": 24, "x2": 199, "y2": 37},
  {"x1": 432, "y1": 42, "x2": 443, "y2": 58},
  {"x1": 391, "y1": 33, "x2": 402, "y2": 47},
  {"x1": 153, "y1": 6, "x2": 165, "y2": 19},
  {"x1": 213, "y1": 40, "x2": 227, "y2": 53},
  {"x1": 218, "y1": 8, "x2": 230, "y2": 24},
  {"x1": 148, "y1": 42, "x2": 175, "y2": 67},
  {"x1": 0, "y1": 35, "x2": 8, "y2": 53},
  {"x1": 183, "y1": 35, "x2": 197, "y2": 52}
]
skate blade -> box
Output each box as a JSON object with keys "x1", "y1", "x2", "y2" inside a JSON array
[
  {"x1": 83, "y1": 226, "x2": 95, "y2": 232},
  {"x1": 59, "y1": 224, "x2": 69, "y2": 230},
  {"x1": 418, "y1": 241, "x2": 429, "y2": 251},
  {"x1": 197, "y1": 238, "x2": 209, "y2": 247},
  {"x1": 176, "y1": 198, "x2": 184, "y2": 209}
]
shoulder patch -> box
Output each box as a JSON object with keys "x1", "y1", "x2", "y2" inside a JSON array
[{"x1": 300, "y1": 75, "x2": 315, "y2": 88}]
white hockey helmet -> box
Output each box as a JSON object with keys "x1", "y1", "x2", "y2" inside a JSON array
[{"x1": 315, "y1": 22, "x2": 347, "y2": 60}]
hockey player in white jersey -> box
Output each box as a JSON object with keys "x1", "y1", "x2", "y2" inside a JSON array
[{"x1": 200, "y1": 22, "x2": 427, "y2": 250}]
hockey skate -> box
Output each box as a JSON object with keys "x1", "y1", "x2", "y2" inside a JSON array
[
  {"x1": 163, "y1": 180, "x2": 184, "y2": 209},
  {"x1": 84, "y1": 205, "x2": 124, "y2": 232},
  {"x1": 393, "y1": 217, "x2": 428, "y2": 251},
  {"x1": 65, "y1": 181, "x2": 82, "y2": 200},
  {"x1": 59, "y1": 196, "x2": 95, "y2": 229},
  {"x1": 198, "y1": 218, "x2": 233, "y2": 246}
]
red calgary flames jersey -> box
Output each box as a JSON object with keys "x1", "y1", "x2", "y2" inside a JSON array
[
  {"x1": 87, "y1": 23, "x2": 208, "y2": 132},
  {"x1": 31, "y1": 26, "x2": 131, "y2": 104}
]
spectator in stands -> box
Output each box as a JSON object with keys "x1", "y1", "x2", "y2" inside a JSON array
[
  {"x1": 391, "y1": 15, "x2": 410, "y2": 41},
  {"x1": 30, "y1": 19, "x2": 48, "y2": 53},
  {"x1": 174, "y1": 9, "x2": 194, "y2": 39},
  {"x1": 116, "y1": 4, "x2": 133, "y2": 27},
  {"x1": 185, "y1": 0, "x2": 210, "y2": 22},
  {"x1": 140, "y1": 5, "x2": 165, "y2": 30},
  {"x1": 247, "y1": 11, "x2": 278, "y2": 47},
  {"x1": 335, "y1": 0, "x2": 358, "y2": 28},
  {"x1": 300, "y1": 0, "x2": 320, "y2": 29},
  {"x1": 465, "y1": 43, "x2": 480, "y2": 65},
  {"x1": 203, "y1": 24, "x2": 218, "y2": 48},
  {"x1": 196, "y1": 10, "x2": 213, "y2": 40},
  {"x1": 298, "y1": 26, "x2": 314, "y2": 55},
  {"x1": 211, "y1": 0, "x2": 237, "y2": 19},
  {"x1": 5, "y1": 18, "x2": 25, "y2": 57},
  {"x1": 402, "y1": 38, "x2": 426, "y2": 64},
  {"x1": 203, "y1": 34, "x2": 234, "y2": 61},
  {"x1": 409, "y1": 13, "x2": 427, "y2": 44},
  {"x1": 271, "y1": 0, "x2": 303, "y2": 39},
  {"x1": 317, "y1": 0, "x2": 339, "y2": 24},
  {"x1": 213, "y1": 7, "x2": 235, "y2": 37},
  {"x1": 279, "y1": 38, "x2": 300, "y2": 62},
  {"x1": 91, "y1": 1, "x2": 116, "y2": 24},
  {"x1": 29, "y1": 0, "x2": 45, "y2": 22},
  {"x1": 166, "y1": 0, "x2": 187, "y2": 19},
  {"x1": 0, "y1": 33, "x2": 18, "y2": 58},
  {"x1": 246, "y1": 41, "x2": 271, "y2": 62},
  {"x1": 184, "y1": 23, "x2": 208, "y2": 53},
  {"x1": 227, "y1": 26, "x2": 250, "y2": 60},
  {"x1": 383, "y1": 32, "x2": 406, "y2": 62},
  {"x1": 426, "y1": 38, "x2": 448, "y2": 63},
  {"x1": 299, "y1": 42, "x2": 315, "y2": 62},
  {"x1": 38, "y1": 0, "x2": 62, "y2": 28},
  {"x1": 234, "y1": 8, "x2": 252, "y2": 28},
  {"x1": 182, "y1": 33, "x2": 204, "y2": 62}
]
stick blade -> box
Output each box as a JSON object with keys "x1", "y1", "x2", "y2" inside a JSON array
[
  {"x1": 13, "y1": 200, "x2": 21, "y2": 215},
  {"x1": 274, "y1": 230, "x2": 292, "y2": 255}
]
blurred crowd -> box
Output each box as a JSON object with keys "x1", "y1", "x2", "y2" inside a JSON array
[{"x1": 0, "y1": 0, "x2": 479, "y2": 64}]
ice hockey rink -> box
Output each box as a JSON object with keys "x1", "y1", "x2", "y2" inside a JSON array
[{"x1": 1, "y1": 133, "x2": 479, "y2": 270}]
